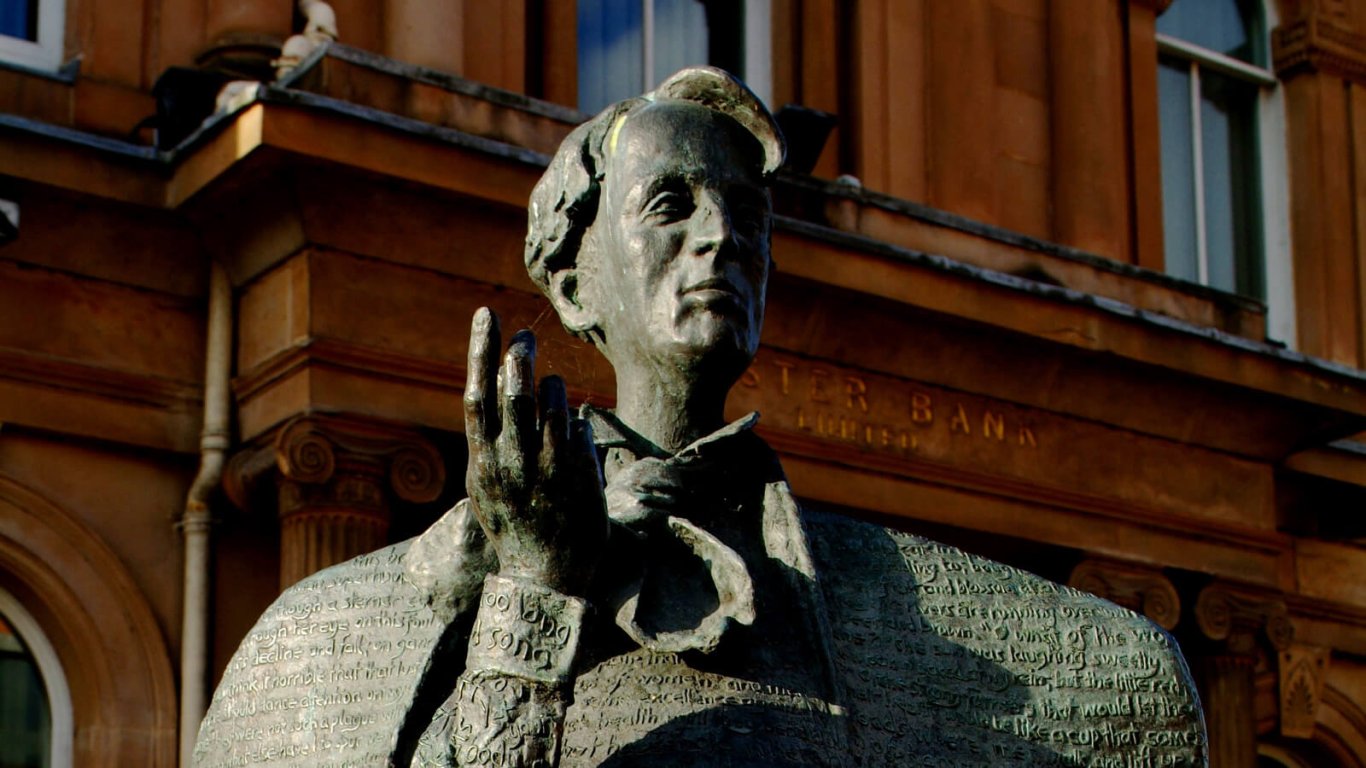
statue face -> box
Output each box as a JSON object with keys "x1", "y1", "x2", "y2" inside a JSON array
[{"x1": 583, "y1": 100, "x2": 771, "y2": 379}]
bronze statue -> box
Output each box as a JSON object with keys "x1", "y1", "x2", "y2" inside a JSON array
[{"x1": 194, "y1": 68, "x2": 1207, "y2": 767}]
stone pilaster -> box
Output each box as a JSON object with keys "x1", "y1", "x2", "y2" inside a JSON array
[
  {"x1": 1068, "y1": 558, "x2": 1181, "y2": 630},
  {"x1": 1193, "y1": 585, "x2": 1294, "y2": 768},
  {"x1": 226, "y1": 414, "x2": 446, "y2": 588}
]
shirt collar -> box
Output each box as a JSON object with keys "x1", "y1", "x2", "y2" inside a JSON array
[{"x1": 579, "y1": 404, "x2": 759, "y2": 461}]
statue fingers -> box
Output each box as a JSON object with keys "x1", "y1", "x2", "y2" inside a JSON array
[
  {"x1": 496, "y1": 329, "x2": 539, "y2": 483},
  {"x1": 537, "y1": 375, "x2": 569, "y2": 478},
  {"x1": 462, "y1": 307, "x2": 501, "y2": 449},
  {"x1": 568, "y1": 417, "x2": 607, "y2": 523}
]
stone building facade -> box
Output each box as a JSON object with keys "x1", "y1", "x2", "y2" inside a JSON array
[{"x1": 0, "y1": 1, "x2": 1364, "y2": 766}]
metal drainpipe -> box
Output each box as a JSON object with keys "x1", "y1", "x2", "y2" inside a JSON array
[{"x1": 180, "y1": 259, "x2": 232, "y2": 766}]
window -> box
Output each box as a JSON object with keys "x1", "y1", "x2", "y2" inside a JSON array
[
  {"x1": 1156, "y1": 1, "x2": 1289, "y2": 311},
  {"x1": 0, "y1": 0, "x2": 64, "y2": 71},
  {"x1": 0, "y1": 587, "x2": 71, "y2": 768},
  {"x1": 578, "y1": 0, "x2": 771, "y2": 114}
]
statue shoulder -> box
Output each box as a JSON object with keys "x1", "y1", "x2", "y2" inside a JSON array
[
  {"x1": 192, "y1": 501, "x2": 495, "y2": 767},
  {"x1": 802, "y1": 508, "x2": 1207, "y2": 766}
]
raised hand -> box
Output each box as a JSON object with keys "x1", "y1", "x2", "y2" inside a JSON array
[{"x1": 463, "y1": 307, "x2": 608, "y2": 597}]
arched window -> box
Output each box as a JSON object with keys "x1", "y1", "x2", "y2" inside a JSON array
[
  {"x1": 0, "y1": 587, "x2": 71, "y2": 768},
  {"x1": 577, "y1": 0, "x2": 771, "y2": 114},
  {"x1": 1156, "y1": 0, "x2": 1292, "y2": 342},
  {"x1": 0, "y1": 0, "x2": 65, "y2": 72}
]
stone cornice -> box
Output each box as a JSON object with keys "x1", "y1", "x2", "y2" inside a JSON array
[{"x1": 1273, "y1": 15, "x2": 1366, "y2": 83}]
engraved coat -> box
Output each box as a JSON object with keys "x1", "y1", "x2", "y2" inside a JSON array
[{"x1": 193, "y1": 433, "x2": 1207, "y2": 767}]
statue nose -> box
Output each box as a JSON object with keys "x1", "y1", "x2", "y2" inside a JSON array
[{"x1": 690, "y1": 193, "x2": 733, "y2": 256}]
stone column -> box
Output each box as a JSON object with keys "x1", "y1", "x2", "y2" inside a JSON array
[
  {"x1": 227, "y1": 414, "x2": 446, "y2": 588},
  {"x1": 1068, "y1": 558, "x2": 1182, "y2": 631},
  {"x1": 1193, "y1": 585, "x2": 1294, "y2": 768}
]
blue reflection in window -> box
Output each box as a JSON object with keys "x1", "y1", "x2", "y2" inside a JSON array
[
  {"x1": 578, "y1": 0, "x2": 645, "y2": 115},
  {"x1": 1158, "y1": 55, "x2": 1198, "y2": 285},
  {"x1": 1200, "y1": 68, "x2": 1262, "y2": 297},
  {"x1": 1157, "y1": 0, "x2": 1261, "y2": 64},
  {"x1": 578, "y1": 0, "x2": 711, "y2": 114},
  {"x1": 0, "y1": 0, "x2": 37, "y2": 42}
]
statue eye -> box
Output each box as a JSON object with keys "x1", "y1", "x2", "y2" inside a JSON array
[
  {"x1": 645, "y1": 191, "x2": 693, "y2": 222},
  {"x1": 729, "y1": 194, "x2": 768, "y2": 235}
]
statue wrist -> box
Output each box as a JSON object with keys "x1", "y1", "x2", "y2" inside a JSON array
[{"x1": 466, "y1": 573, "x2": 588, "y2": 685}]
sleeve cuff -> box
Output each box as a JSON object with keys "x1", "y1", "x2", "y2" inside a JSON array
[{"x1": 465, "y1": 573, "x2": 588, "y2": 684}]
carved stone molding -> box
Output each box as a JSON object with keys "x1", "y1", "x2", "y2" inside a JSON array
[
  {"x1": 1273, "y1": 14, "x2": 1366, "y2": 82},
  {"x1": 1068, "y1": 558, "x2": 1181, "y2": 630},
  {"x1": 1279, "y1": 644, "x2": 1331, "y2": 739},
  {"x1": 1194, "y1": 583, "x2": 1294, "y2": 657},
  {"x1": 272, "y1": 415, "x2": 445, "y2": 505},
  {"x1": 225, "y1": 413, "x2": 447, "y2": 587}
]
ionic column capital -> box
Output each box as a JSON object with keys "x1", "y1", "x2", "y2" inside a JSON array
[
  {"x1": 1067, "y1": 558, "x2": 1181, "y2": 630},
  {"x1": 1194, "y1": 583, "x2": 1294, "y2": 658},
  {"x1": 224, "y1": 413, "x2": 447, "y2": 586}
]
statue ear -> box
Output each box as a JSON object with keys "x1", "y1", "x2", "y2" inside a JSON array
[{"x1": 547, "y1": 268, "x2": 596, "y2": 335}]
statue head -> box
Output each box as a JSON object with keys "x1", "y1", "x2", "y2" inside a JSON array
[{"x1": 525, "y1": 67, "x2": 785, "y2": 385}]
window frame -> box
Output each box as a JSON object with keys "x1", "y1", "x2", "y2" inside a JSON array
[
  {"x1": 0, "y1": 585, "x2": 73, "y2": 768},
  {"x1": 578, "y1": 0, "x2": 772, "y2": 113},
  {"x1": 1155, "y1": 0, "x2": 1295, "y2": 346},
  {"x1": 0, "y1": 0, "x2": 65, "y2": 72}
]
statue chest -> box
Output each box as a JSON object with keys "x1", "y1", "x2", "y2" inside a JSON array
[{"x1": 562, "y1": 647, "x2": 848, "y2": 767}]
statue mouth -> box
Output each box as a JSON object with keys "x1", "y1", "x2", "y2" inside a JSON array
[{"x1": 681, "y1": 278, "x2": 747, "y2": 306}]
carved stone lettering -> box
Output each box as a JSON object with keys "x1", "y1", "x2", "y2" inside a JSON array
[
  {"x1": 194, "y1": 542, "x2": 452, "y2": 767},
  {"x1": 808, "y1": 511, "x2": 1205, "y2": 767},
  {"x1": 728, "y1": 350, "x2": 1266, "y2": 524}
]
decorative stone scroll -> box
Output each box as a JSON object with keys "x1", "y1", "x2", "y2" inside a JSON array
[
  {"x1": 1068, "y1": 558, "x2": 1181, "y2": 631},
  {"x1": 225, "y1": 413, "x2": 446, "y2": 586},
  {"x1": 1194, "y1": 584, "x2": 1293, "y2": 657}
]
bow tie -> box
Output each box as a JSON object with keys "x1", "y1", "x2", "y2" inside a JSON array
[{"x1": 580, "y1": 406, "x2": 761, "y2": 655}]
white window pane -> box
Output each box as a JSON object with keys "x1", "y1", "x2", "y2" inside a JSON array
[
  {"x1": 0, "y1": 0, "x2": 36, "y2": 41},
  {"x1": 1157, "y1": 0, "x2": 1257, "y2": 64},
  {"x1": 1158, "y1": 56, "x2": 1199, "y2": 284},
  {"x1": 651, "y1": 0, "x2": 708, "y2": 87},
  {"x1": 744, "y1": 0, "x2": 771, "y2": 105},
  {"x1": 1200, "y1": 68, "x2": 1263, "y2": 297},
  {"x1": 578, "y1": 0, "x2": 645, "y2": 114}
]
